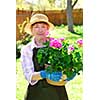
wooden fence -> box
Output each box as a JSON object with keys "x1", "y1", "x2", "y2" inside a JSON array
[{"x1": 16, "y1": 9, "x2": 83, "y2": 40}]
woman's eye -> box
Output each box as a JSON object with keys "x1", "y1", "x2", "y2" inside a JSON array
[
  {"x1": 33, "y1": 25, "x2": 38, "y2": 28},
  {"x1": 41, "y1": 26, "x2": 46, "y2": 28}
]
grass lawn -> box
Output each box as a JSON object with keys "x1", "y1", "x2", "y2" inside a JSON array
[
  {"x1": 65, "y1": 72, "x2": 83, "y2": 100},
  {"x1": 16, "y1": 59, "x2": 28, "y2": 100},
  {"x1": 16, "y1": 25, "x2": 83, "y2": 100}
]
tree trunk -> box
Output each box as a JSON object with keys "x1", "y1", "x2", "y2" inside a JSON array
[{"x1": 66, "y1": 0, "x2": 74, "y2": 33}]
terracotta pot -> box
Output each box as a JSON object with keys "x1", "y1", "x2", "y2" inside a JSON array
[{"x1": 46, "y1": 79, "x2": 67, "y2": 86}]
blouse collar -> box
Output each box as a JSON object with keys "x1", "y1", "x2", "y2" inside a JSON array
[{"x1": 30, "y1": 37, "x2": 46, "y2": 50}]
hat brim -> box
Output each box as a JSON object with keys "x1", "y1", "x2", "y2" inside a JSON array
[{"x1": 24, "y1": 20, "x2": 54, "y2": 35}]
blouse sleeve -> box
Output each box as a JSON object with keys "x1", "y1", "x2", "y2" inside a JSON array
[{"x1": 20, "y1": 46, "x2": 38, "y2": 85}]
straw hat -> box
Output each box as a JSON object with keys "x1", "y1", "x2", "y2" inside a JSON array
[{"x1": 24, "y1": 13, "x2": 54, "y2": 34}]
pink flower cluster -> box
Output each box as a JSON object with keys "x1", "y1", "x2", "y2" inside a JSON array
[
  {"x1": 49, "y1": 38, "x2": 63, "y2": 48},
  {"x1": 68, "y1": 45, "x2": 74, "y2": 55},
  {"x1": 77, "y1": 39, "x2": 83, "y2": 47},
  {"x1": 68, "y1": 45, "x2": 74, "y2": 51}
]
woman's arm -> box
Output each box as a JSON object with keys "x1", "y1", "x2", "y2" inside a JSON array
[
  {"x1": 31, "y1": 72, "x2": 43, "y2": 80},
  {"x1": 21, "y1": 46, "x2": 43, "y2": 85}
]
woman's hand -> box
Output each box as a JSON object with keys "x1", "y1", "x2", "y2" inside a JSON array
[{"x1": 40, "y1": 70, "x2": 62, "y2": 82}]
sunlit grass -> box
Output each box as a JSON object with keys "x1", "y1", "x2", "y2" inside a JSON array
[
  {"x1": 66, "y1": 71, "x2": 83, "y2": 100},
  {"x1": 51, "y1": 25, "x2": 83, "y2": 41},
  {"x1": 16, "y1": 59, "x2": 28, "y2": 100}
]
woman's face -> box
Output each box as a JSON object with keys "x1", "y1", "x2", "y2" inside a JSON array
[{"x1": 31, "y1": 22, "x2": 49, "y2": 37}]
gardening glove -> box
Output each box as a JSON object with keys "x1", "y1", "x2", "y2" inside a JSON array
[
  {"x1": 40, "y1": 70, "x2": 62, "y2": 82},
  {"x1": 66, "y1": 72, "x2": 76, "y2": 81}
]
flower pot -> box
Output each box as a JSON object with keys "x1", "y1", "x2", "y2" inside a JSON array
[
  {"x1": 46, "y1": 79, "x2": 67, "y2": 86},
  {"x1": 46, "y1": 74, "x2": 67, "y2": 86},
  {"x1": 46, "y1": 79, "x2": 66, "y2": 86}
]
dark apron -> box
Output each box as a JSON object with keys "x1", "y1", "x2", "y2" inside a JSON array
[{"x1": 24, "y1": 47, "x2": 69, "y2": 100}]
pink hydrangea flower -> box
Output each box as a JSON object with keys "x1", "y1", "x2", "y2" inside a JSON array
[
  {"x1": 49, "y1": 37, "x2": 55, "y2": 41},
  {"x1": 68, "y1": 45, "x2": 74, "y2": 54},
  {"x1": 77, "y1": 39, "x2": 83, "y2": 47},
  {"x1": 59, "y1": 37, "x2": 65, "y2": 41},
  {"x1": 50, "y1": 39, "x2": 62, "y2": 48},
  {"x1": 68, "y1": 45, "x2": 74, "y2": 51}
]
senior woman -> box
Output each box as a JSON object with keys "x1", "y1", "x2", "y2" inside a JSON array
[{"x1": 21, "y1": 13, "x2": 69, "y2": 100}]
